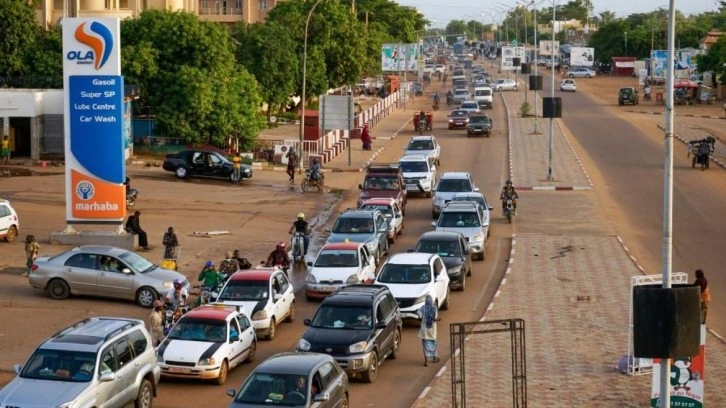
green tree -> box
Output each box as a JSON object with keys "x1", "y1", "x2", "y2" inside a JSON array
[
  {"x1": 587, "y1": 19, "x2": 629, "y2": 62},
  {"x1": 696, "y1": 35, "x2": 726, "y2": 83},
  {"x1": 22, "y1": 25, "x2": 63, "y2": 88},
  {"x1": 446, "y1": 20, "x2": 468, "y2": 43},
  {"x1": 0, "y1": 0, "x2": 39, "y2": 79}
]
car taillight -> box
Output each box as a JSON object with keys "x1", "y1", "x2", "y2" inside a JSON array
[{"x1": 31, "y1": 264, "x2": 39, "y2": 271}]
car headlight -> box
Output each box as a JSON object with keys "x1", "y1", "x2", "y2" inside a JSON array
[
  {"x1": 434, "y1": 196, "x2": 444, "y2": 204},
  {"x1": 448, "y1": 265, "x2": 462, "y2": 275},
  {"x1": 348, "y1": 341, "x2": 368, "y2": 354},
  {"x1": 298, "y1": 338, "x2": 311, "y2": 351},
  {"x1": 252, "y1": 310, "x2": 268, "y2": 321},
  {"x1": 471, "y1": 233, "x2": 483, "y2": 241},
  {"x1": 306, "y1": 274, "x2": 317, "y2": 283},
  {"x1": 346, "y1": 274, "x2": 360, "y2": 284},
  {"x1": 366, "y1": 241, "x2": 377, "y2": 251},
  {"x1": 198, "y1": 357, "x2": 216, "y2": 366},
  {"x1": 448, "y1": 119, "x2": 454, "y2": 123},
  {"x1": 414, "y1": 294, "x2": 428, "y2": 305},
  {"x1": 162, "y1": 281, "x2": 173, "y2": 288}
]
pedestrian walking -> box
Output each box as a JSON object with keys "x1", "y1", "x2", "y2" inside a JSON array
[
  {"x1": 1, "y1": 135, "x2": 9, "y2": 165},
  {"x1": 286, "y1": 147, "x2": 298, "y2": 183},
  {"x1": 162, "y1": 227, "x2": 179, "y2": 259},
  {"x1": 694, "y1": 269, "x2": 711, "y2": 324},
  {"x1": 24, "y1": 235, "x2": 40, "y2": 277},
  {"x1": 361, "y1": 124, "x2": 372, "y2": 151},
  {"x1": 417, "y1": 295, "x2": 440, "y2": 366},
  {"x1": 125, "y1": 210, "x2": 149, "y2": 250},
  {"x1": 149, "y1": 300, "x2": 164, "y2": 346},
  {"x1": 231, "y1": 153, "x2": 242, "y2": 184}
]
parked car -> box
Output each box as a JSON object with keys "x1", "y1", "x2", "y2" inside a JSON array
[
  {"x1": 467, "y1": 114, "x2": 493, "y2": 137},
  {"x1": 360, "y1": 198, "x2": 404, "y2": 243},
  {"x1": 447, "y1": 110, "x2": 470, "y2": 129},
  {"x1": 158, "y1": 304, "x2": 256, "y2": 384},
  {"x1": 567, "y1": 67, "x2": 596, "y2": 78},
  {"x1": 398, "y1": 154, "x2": 437, "y2": 197},
  {"x1": 374, "y1": 253, "x2": 450, "y2": 320},
  {"x1": 618, "y1": 87, "x2": 639, "y2": 106},
  {"x1": 357, "y1": 164, "x2": 407, "y2": 214},
  {"x1": 431, "y1": 172, "x2": 479, "y2": 218},
  {"x1": 459, "y1": 100, "x2": 481, "y2": 114},
  {"x1": 0, "y1": 317, "x2": 160, "y2": 408},
  {"x1": 326, "y1": 209, "x2": 390, "y2": 265},
  {"x1": 162, "y1": 150, "x2": 253, "y2": 181},
  {"x1": 432, "y1": 202, "x2": 488, "y2": 260},
  {"x1": 217, "y1": 268, "x2": 296, "y2": 340},
  {"x1": 560, "y1": 79, "x2": 577, "y2": 92},
  {"x1": 0, "y1": 198, "x2": 19, "y2": 242},
  {"x1": 403, "y1": 135, "x2": 441, "y2": 166},
  {"x1": 305, "y1": 242, "x2": 376, "y2": 300},
  {"x1": 297, "y1": 284, "x2": 402, "y2": 383},
  {"x1": 28, "y1": 245, "x2": 190, "y2": 307},
  {"x1": 226, "y1": 352, "x2": 349, "y2": 407},
  {"x1": 414, "y1": 231, "x2": 472, "y2": 291},
  {"x1": 493, "y1": 78, "x2": 518, "y2": 91}
]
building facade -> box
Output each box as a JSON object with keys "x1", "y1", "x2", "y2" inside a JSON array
[{"x1": 36, "y1": 0, "x2": 281, "y2": 28}]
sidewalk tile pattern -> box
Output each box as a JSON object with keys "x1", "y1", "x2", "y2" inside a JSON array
[{"x1": 413, "y1": 234, "x2": 726, "y2": 408}]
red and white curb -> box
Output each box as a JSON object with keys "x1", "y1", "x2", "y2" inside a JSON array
[
  {"x1": 657, "y1": 123, "x2": 726, "y2": 170},
  {"x1": 629, "y1": 110, "x2": 723, "y2": 119},
  {"x1": 358, "y1": 147, "x2": 385, "y2": 172}
]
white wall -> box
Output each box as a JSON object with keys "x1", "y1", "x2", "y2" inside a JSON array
[{"x1": 0, "y1": 89, "x2": 63, "y2": 117}]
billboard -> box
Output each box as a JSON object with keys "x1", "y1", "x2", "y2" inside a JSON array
[
  {"x1": 382, "y1": 43, "x2": 419, "y2": 71},
  {"x1": 539, "y1": 40, "x2": 560, "y2": 56},
  {"x1": 650, "y1": 325, "x2": 706, "y2": 408},
  {"x1": 501, "y1": 46, "x2": 526, "y2": 71},
  {"x1": 651, "y1": 49, "x2": 699, "y2": 80},
  {"x1": 62, "y1": 18, "x2": 126, "y2": 224},
  {"x1": 570, "y1": 47, "x2": 594, "y2": 67}
]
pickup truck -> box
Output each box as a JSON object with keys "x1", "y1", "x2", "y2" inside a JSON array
[
  {"x1": 467, "y1": 114, "x2": 492, "y2": 137},
  {"x1": 358, "y1": 164, "x2": 408, "y2": 215}
]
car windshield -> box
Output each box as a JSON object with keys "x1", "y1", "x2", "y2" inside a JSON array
[
  {"x1": 167, "y1": 318, "x2": 228, "y2": 342},
  {"x1": 361, "y1": 204, "x2": 392, "y2": 217},
  {"x1": 474, "y1": 90, "x2": 491, "y2": 96},
  {"x1": 378, "y1": 264, "x2": 431, "y2": 284},
  {"x1": 438, "y1": 211, "x2": 481, "y2": 228},
  {"x1": 451, "y1": 111, "x2": 468, "y2": 117},
  {"x1": 118, "y1": 251, "x2": 155, "y2": 273},
  {"x1": 332, "y1": 217, "x2": 374, "y2": 234},
  {"x1": 20, "y1": 349, "x2": 97, "y2": 383},
  {"x1": 408, "y1": 140, "x2": 434, "y2": 151},
  {"x1": 310, "y1": 305, "x2": 373, "y2": 329},
  {"x1": 235, "y1": 373, "x2": 311, "y2": 405},
  {"x1": 454, "y1": 90, "x2": 468, "y2": 96},
  {"x1": 416, "y1": 240, "x2": 462, "y2": 257},
  {"x1": 314, "y1": 250, "x2": 359, "y2": 267},
  {"x1": 469, "y1": 117, "x2": 489, "y2": 124},
  {"x1": 436, "y1": 178, "x2": 472, "y2": 192},
  {"x1": 399, "y1": 161, "x2": 429, "y2": 173},
  {"x1": 461, "y1": 103, "x2": 477, "y2": 109},
  {"x1": 218, "y1": 280, "x2": 268, "y2": 301},
  {"x1": 362, "y1": 176, "x2": 399, "y2": 190}
]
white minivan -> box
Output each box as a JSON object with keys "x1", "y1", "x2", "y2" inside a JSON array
[{"x1": 473, "y1": 87, "x2": 493, "y2": 109}]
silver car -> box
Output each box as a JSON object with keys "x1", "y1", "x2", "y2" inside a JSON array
[
  {"x1": 567, "y1": 67, "x2": 596, "y2": 78},
  {"x1": 432, "y1": 202, "x2": 488, "y2": 260},
  {"x1": 431, "y1": 172, "x2": 479, "y2": 218},
  {"x1": 451, "y1": 192, "x2": 493, "y2": 236},
  {"x1": 29, "y1": 245, "x2": 190, "y2": 307}
]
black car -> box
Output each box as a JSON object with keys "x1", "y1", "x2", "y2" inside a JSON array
[
  {"x1": 162, "y1": 150, "x2": 253, "y2": 181},
  {"x1": 297, "y1": 284, "x2": 402, "y2": 383},
  {"x1": 467, "y1": 114, "x2": 492, "y2": 137},
  {"x1": 618, "y1": 87, "x2": 639, "y2": 106},
  {"x1": 414, "y1": 231, "x2": 472, "y2": 291}
]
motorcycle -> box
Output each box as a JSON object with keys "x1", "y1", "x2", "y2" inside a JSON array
[
  {"x1": 124, "y1": 177, "x2": 138, "y2": 208},
  {"x1": 291, "y1": 231, "x2": 306, "y2": 264},
  {"x1": 503, "y1": 198, "x2": 515, "y2": 224},
  {"x1": 301, "y1": 169, "x2": 324, "y2": 192},
  {"x1": 432, "y1": 99, "x2": 440, "y2": 111},
  {"x1": 198, "y1": 282, "x2": 224, "y2": 306},
  {"x1": 163, "y1": 303, "x2": 189, "y2": 335},
  {"x1": 446, "y1": 95, "x2": 453, "y2": 106}
]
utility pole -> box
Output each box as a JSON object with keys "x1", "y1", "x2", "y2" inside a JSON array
[{"x1": 546, "y1": 0, "x2": 555, "y2": 181}]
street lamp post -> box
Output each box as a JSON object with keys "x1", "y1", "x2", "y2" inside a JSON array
[
  {"x1": 546, "y1": 0, "x2": 556, "y2": 181},
  {"x1": 299, "y1": 0, "x2": 325, "y2": 173},
  {"x1": 624, "y1": 31, "x2": 628, "y2": 56}
]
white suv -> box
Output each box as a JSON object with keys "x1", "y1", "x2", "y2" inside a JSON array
[
  {"x1": 0, "y1": 199, "x2": 19, "y2": 242},
  {"x1": 399, "y1": 154, "x2": 436, "y2": 197}
]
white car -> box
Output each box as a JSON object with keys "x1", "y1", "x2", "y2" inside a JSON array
[
  {"x1": 398, "y1": 154, "x2": 436, "y2": 197},
  {"x1": 493, "y1": 78, "x2": 518, "y2": 91},
  {"x1": 431, "y1": 172, "x2": 479, "y2": 218},
  {"x1": 0, "y1": 199, "x2": 19, "y2": 242},
  {"x1": 560, "y1": 79, "x2": 577, "y2": 92},
  {"x1": 459, "y1": 100, "x2": 481, "y2": 114},
  {"x1": 158, "y1": 304, "x2": 256, "y2": 385},
  {"x1": 374, "y1": 252, "x2": 450, "y2": 320},
  {"x1": 432, "y1": 202, "x2": 488, "y2": 260},
  {"x1": 217, "y1": 268, "x2": 295, "y2": 340},
  {"x1": 305, "y1": 241, "x2": 376, "y2": 300},
  {"x1": 451, "y1": 192, "x2": 493, "y2": 235},
  {"x1": 360, "y1": 197, "x2": 404, "y2": 242},
  {"x1": 567, "y1": 67, "x2": 596, "y2": 78},
  {"x1": 404, "y1": 135, "x2": 440, "y2": 166}
]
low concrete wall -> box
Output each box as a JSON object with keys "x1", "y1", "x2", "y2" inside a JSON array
[{"x1": 50, "y1": 231, "x2": 138, "y2": 251}]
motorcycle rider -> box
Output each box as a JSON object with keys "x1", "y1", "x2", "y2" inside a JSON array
[
  {"x1": 198, "y1": 260, "x2": 225, "y2": 288},
  {"x1": 265, "y1": 241, "x2": 290, "y2": 269},
  {"x1": 500, "y1": 180, "x2": 519, "y2": 215},
  {"x1": 446, "y1": 90, "x2": 453, "y2": 105},
  {"x1": 289, "y1": 213, "x2": 310, "y2": 255},
  {"x1": 433, "y1": 92, "x2": 440, "y2": 106},
  {"x1": 164, "y1": 279, "x2": 188, "y2": 309},
  {"x1": 643, "y1": 85, "x2": 652, "y2": 101},
  {"x1": 219, "y1": 252, "x2": 240, "y2": 279},
  {"x1": 418, "y1": 110, "x2": 427, "y2": 130},
  {"x1": 308, "y1": 158, "x2": 322, "y2": 181}
]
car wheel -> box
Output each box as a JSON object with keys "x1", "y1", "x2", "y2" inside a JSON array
[
  {"x1": 390, "y1": 329, "x2": 402, "y2": 359},
  {"x1": 569, "y1": 74, "x2": 574, "y2": 78},
  {"x1": 457, "y1": 274, "x2": 466, "y2": 291},
  {"x1": 426, "y1": 190, "x2": 432, "y2": 198},
  {"x1": 175, "y1": 166, "x2": 188, "y2": 179},
  {"x1": 467, "y1": 266, "x2": 472, "y2": 276},
  {"x1": 136, "y1": 287, "x2": 157, "y2": 308},
  {"x1": 586, "y1": 74, "x2": 591, "y2": 78},
  {"x1": 133, "y1": 379, "x2": 153, "y2": 408},
  {"x1": 340, "y1": 393, "x2": 350, "y2": 408},
  {"x1": 374, "y1": 248, "x2": 381, "y2": 266},
  {"x1": 4, "y1": 226, "x2": 17, "y2": 242},
  {"x1": 266, "y1": 318, "x2": 277, "y2": 340},
  {"x1": 441, "y1": 289, "x2": 450, "y2": 310},
  {"x1": 362, "y1": 351, "x2": 379, "y2": 383},
  {"x1": 286, "y1": 301, "x2": 295, "y2": 323},
  {"x1": 245, "y1": 340, "x2": 257, "y2": 363},
  {"x1": 47, "y1": 279, "x2": 70, "y2": 300},
  {"x1": 215, "y1": 360, "x2": 229, "y2": 385}
]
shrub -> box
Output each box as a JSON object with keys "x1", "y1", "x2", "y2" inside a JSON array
[{"x1": 519, "y1": 101, "x2": 531, "y2": 117}]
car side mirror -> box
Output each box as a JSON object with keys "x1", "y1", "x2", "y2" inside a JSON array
[
  {"x1": 306, "y1": 261, "x2": 313, "y2": 267},
  {"x1": 230, "y1": 334, "x2": 240, "y2": 342},
  {"x1": 473, "y1": 187, "x2": 480, "y2": 192},
  {"x1": 488, "y1": 206, "x2": 494, "y2": 211},
  {"x1": 430, "y1": 221, "x2": 437, "y2": 228},
  {"x1": 304, "y1": 318, "x2": 311, "y2": 326},
  {"x1": 226, "y1": 389, "x2": 237, "y2": 398},
  {"x1": 358, "y1": 184, "x2": 363, "y2": 190},
  {"x1": 313, "y1": 393, "x2": 331, "y2": 402},
  {"x1": 324, "y1": 228, "x2": 330, "y2": 233},
  {"x1": 13, "y1": 364, "x2": 21, "y2": 375},
  {"x1": 121, "y1": 268, "x2": 132, "y2": 274},
  {"x1": 99, "y1": 372, "x2": 115, "y2": 383},
  {"x1": 376, "y1": 322, "x2": 387, "y2": 329},
  {"x1": 273, "y1": 293, "x2": 283, "y2": 302},
  {"x1": 407, "y1": 249, "x2": 414, "y2": 253}
]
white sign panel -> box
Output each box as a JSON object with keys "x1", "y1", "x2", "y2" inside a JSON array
[
  {"x1": 320, "y1": 95, "x2": 355, "y2": 131},
  {"x1": 539, "y1": 40, "x2": 560, "y2": 56},
  {"x1": 382, "y1": 43, "x2": 419, "y2": 71},
  {"x1": 570, "y1": 47, "x2": 594, "y2": 67},
  {"x1": 500, "y1": 46, "x2": 525, "y2": 71}
]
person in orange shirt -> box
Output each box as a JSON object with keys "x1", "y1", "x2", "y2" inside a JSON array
[
  {"x1": 231, "y1": 154, "x2": 241, "y2": 184},
  {"x1": 1, "y1": 135, "x2": 9, "y2": 165},
  {"x1": 694, "y1": 269, "x2": 711, "y2": 324}
]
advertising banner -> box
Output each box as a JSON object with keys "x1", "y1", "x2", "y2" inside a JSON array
[
  {"x1": 63, "y1": 18, "x2": 125, "y2": 223},
  {"x1": 651, "y1": 49, "x2": 699, "y2": 80},
  {"x1": 570, "y1": 47, "x2": 594, "y2": 67},
  {"x1": 382, "y1": 43, "x2": 419, "y2": 71},
  {"x1": 539, "y1": 40, "x2": 560, "y2": 56},
  {"x1": 650, "y1": 325, "x2": 706, "y2": 407},
  {"x1": 650, "y1": 50, "x2": 668, "y2": 80},
  {"x1": 501, "y1": 46, "x2": 526, "y2": 71}
]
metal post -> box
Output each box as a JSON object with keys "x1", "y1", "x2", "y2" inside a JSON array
[
  {"x1": 625, "y1": 31, "x2": 628, "y2": 56},
  {"x1": 532, "y1": 1, "x2": 539, "y2": 133},
  {"x1": 300, "y1": 0, "x2": 324, "y2": 173},
  {"x1": 659, "y1": 0, "x2": 676, "y2": 406},
  {"x1": 547, "y1": 0, "x2": 555, "y2": 181}
]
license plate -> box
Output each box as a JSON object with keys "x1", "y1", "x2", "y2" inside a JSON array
[
  {"x1": 168, "y1": 367, "x2": 191, "y2": 374},
  {"x1": 323, "y1": 286, "x2": 338, "y2": 292},
  {"x1": 406, "y1": 185, "x2": 419, "y2": 191}
]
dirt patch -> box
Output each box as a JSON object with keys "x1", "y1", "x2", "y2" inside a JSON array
[{"x1": 0, "y1": 371, "x2": 13, "y2": 388}]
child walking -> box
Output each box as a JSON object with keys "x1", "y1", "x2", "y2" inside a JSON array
[{"x1": 24, "y1": 235, "x2": 40, "y2": 277}]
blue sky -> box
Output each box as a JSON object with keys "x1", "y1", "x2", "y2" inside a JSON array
[{"x1": 395, "y1": 0, "x2": 719, "y2": 27}]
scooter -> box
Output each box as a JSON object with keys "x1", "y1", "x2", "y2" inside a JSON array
[
  {"x1": 198, "y1": 282, "x2": 225, "y2": 306},
  {"x1": 126, "y1": 188, "x2": 139, "y2": 207},
  {"x1": 163, "y1": 302, "x2": 189, "y2": 335},
  {"x1": 291, "y1": 232, "x2": 306, "y2": 264}
]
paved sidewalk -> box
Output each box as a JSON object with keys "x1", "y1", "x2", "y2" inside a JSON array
[
  {"x1": 500, "y1": 85, "x2": 593, "y2": 190},
  {"x1": 413, "y1": 234, "x2": 726, "y2": 407}
]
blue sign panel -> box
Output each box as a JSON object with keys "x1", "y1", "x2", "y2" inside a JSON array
[{"x1": 69, "y1": 75, "x2": 125, "y2": 183}]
